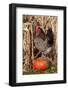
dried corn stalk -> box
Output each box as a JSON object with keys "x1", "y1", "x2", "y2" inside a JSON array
[{"x1": 23, "y1": 23, "x2": 34, "y2": 73}]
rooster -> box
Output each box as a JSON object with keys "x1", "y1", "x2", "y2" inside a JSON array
[{"x1": 34, "y1": 25, "x2": 54, "y2": 59}]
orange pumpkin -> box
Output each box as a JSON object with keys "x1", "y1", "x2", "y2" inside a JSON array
[{"x1": 32, "y1": 58, "x2": 49, "y2": 70}]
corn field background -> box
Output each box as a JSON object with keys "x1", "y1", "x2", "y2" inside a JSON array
[{"x1": 22, "y1": 15, "x2": 58, "y2": 75}]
